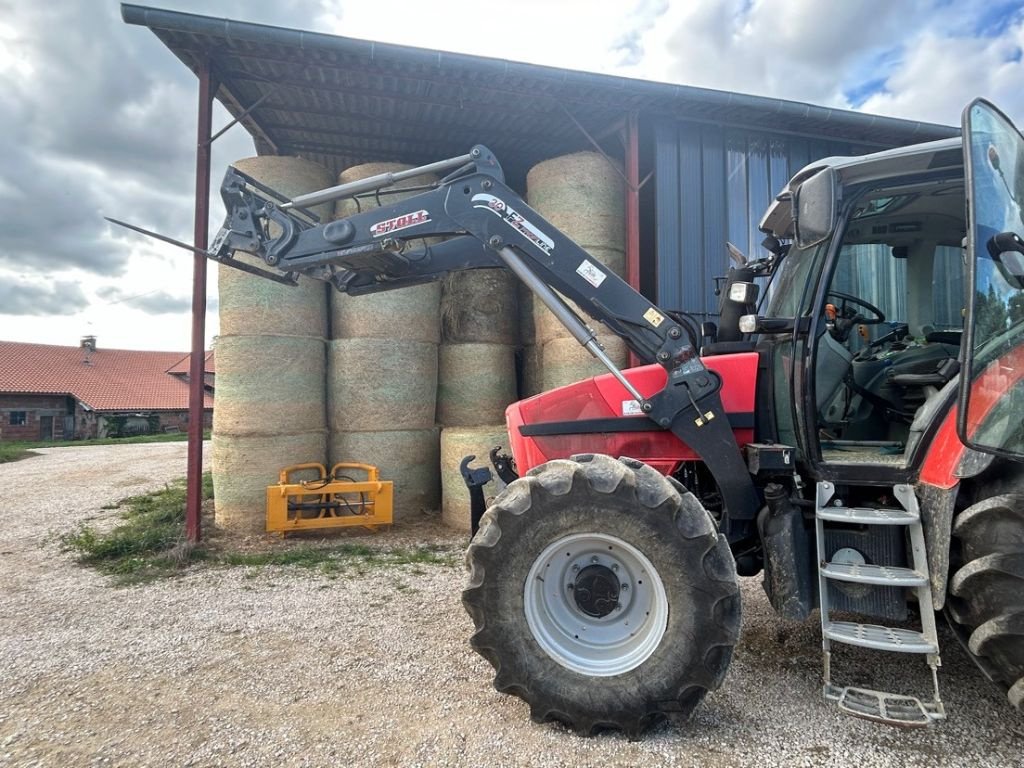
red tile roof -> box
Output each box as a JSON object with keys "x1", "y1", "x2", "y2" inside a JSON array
[
  {"x1": 0, "y1": 341, "x2": 213, "y2": 411},
  {"x1": 166, "y1": 350, "x2": 216, "y2": 375}
]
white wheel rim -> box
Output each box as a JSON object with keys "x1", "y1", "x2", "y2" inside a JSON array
[{"x1": 523, "y1": 532, "x2": 669, "y2": 677}]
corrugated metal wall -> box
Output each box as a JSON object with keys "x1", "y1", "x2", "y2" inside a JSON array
[{"x1": 654, "y1": 121, "x2": 874, "y2": 319}]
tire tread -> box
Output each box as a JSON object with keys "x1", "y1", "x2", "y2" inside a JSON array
[{"x1": 462, "y1": 454, "x2": 740, "y2": 735}]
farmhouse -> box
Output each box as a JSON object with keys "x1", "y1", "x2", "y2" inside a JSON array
[{"x1": 0, "y1": 337, "x2": 213, "y2": 442}]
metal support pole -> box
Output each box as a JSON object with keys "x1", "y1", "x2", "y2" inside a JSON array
[
  {"x1": 625, "y1": 112, "x2": 641, "y2": 367},
  {"x1": 185, "y1": 61, "x2": 216, "y2": 543}
]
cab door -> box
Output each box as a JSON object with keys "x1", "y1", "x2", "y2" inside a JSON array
[{"x1": 959, "y1": 99, "x2": 1024, "y2": 459}]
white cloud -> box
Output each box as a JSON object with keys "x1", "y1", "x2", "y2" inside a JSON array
[
  {"x1": 859, "y1": 23, "x2": 1024, "y2": 124},
  {"x1": 3, "y1": 0, "x2": 1024, "y2": 350},
  {"x1": 619, "y1": 0, "x2": 1024, "y2": 126}
]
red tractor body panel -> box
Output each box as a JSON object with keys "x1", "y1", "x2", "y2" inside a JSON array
[
  {"x1": 919, "y1": 344, "x2": 1024, "y2": 489},
  {"x1": 507, "y1": 352, "x2": 759, "y2": 475}
]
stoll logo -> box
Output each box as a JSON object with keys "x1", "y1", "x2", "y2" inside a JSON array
[{"x1": 370, "y1": 210, "x2": 430, "y2": 237}]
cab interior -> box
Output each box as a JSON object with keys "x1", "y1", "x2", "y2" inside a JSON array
[{"x1": 815, "y1": 176, "x2": 966, "y2": 465}]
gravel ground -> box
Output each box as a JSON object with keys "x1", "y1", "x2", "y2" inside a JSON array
[{"x1": 1, "y1": 444, "x2": 1022, "y2": 768}]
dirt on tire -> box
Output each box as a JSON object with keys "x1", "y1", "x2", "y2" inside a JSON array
[{"x1": 463, "y1": 454, "x2": 741, "y2": 736}]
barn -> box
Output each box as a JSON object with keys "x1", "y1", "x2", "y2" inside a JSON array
[
  {"x1": 120, "y1": 3, "x2": 961, "y2": 536},
  {"x1": 122, "y1": 3, "x2": 958, "y2": 318},
  {"x1": 0, "y1": 337, "x2": 213, "y2": 442}
]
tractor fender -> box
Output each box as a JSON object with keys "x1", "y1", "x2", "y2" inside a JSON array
[
  {"x1": 916, "y1": 481, "x2": 958, "y2": 610},
  {"x1": 916, "y1": 401, "x2": 997, "y2": 610}
]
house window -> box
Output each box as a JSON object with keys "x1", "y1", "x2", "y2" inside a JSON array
[{"x1": 9, "y1": 411, "x2": 27, "y2": 426}]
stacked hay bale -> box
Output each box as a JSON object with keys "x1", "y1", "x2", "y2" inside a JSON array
[
  {"x1": 437, "y1": 269, "x2": 518, "y2": 531},
  {"x1": 517, "y1": 283, "x2": 542, "y2": 398},
  {"x1": 213, "y1": 156, "x2": 333, "y2": 535},
  {"x1": 526, "y1": 152, "x2": 628, "y2": 390},
  {"x1": 328, "y1": 164, "x2": 442, "y2": 518}
]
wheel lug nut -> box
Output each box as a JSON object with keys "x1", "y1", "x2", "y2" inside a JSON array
[
  {"x1": 621, "y1": 584, "x2": 629, "y2": 591},
  {"x1": 571, "y1": 564, "x2": 580, "y2": 572},
  {"x1": 567, "y1": 583, "x2": 574, "y2": 591},
  {"x1": 590, "y1": 556, "x2": 599, "y2": 564},
  {"x1": 611, "y1": 564, "x2": 619, "y2": 572}
]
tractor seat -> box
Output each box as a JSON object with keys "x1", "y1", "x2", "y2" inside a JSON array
[{"x1": 888, "y1": 357, "x2": 960, "y2": 388}]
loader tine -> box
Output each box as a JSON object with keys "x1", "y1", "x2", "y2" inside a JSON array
[{"x1": 104, "y1": 217, "x2": 298, "y2": 286}]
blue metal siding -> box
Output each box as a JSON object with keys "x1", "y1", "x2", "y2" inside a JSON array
[
  {"x1": 700, "y1": 126, "x2": 727, "y2": 321},
  {"x1": 655, "y1": 119, "x2": 871, "y2": 318},
  {"x1": 653, "y1": 122, "x2": 681, "y2": 309}
]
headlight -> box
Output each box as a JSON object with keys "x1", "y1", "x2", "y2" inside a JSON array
[{"x1": 728, "y1": 281, "x2": 759, "y2": 304}]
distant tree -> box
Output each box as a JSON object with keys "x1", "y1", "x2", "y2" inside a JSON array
[
  {"x1": 106, "y1": 415, "x2": 128, "y2": 438},
  {"x1": 1008, "y1": 291, "x2": 1024, "y2": 326},
  {"x1": 974, "y1": 284, "x2": 1010, "y2": 341}
]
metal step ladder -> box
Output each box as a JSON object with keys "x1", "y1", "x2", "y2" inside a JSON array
[{"x1": 815, "y1": 481, "x2": 945, "y2": 726}]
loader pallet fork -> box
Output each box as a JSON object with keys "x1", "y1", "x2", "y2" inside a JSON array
[
  {"x1": 266, "y1": 462, "x2": 393, "y2": 535},
  {"x1": 815, "y1": 481, "x2": 945, "y2": 726}
]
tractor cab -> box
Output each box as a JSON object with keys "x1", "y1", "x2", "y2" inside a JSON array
[{"x1": 755, "y1": 99, "x2": 1024, "y2": 477}]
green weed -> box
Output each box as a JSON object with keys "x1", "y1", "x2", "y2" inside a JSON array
[{"x1": 64, "y1": 474, "x2": 458, "y2": 585}]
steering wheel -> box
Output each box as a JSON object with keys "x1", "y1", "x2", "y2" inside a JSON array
[{"x1": 826, "y1": 290, "x2": 886, "y2": 325}]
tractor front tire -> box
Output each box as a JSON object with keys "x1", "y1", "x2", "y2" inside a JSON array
[
  {"x1": 949, "y1": 493, "x2": 1024, "y2": 710},
  {"x1": 462, "y1": 454, "x2": 741, "y2": 736}
]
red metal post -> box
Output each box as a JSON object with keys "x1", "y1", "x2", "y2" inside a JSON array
[
  {"x1": 185, "y1": 61, "x2": 216, "y2": 543},
  {"x1": 625, "y1": 112, "x2": 641, "y2": 367}
]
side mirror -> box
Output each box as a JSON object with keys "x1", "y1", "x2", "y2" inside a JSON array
[
  {"x1": 794, "y1": 167, "x2": 837, "y2": 249},
  {"x1": 740, "y1": 314, "x2": 797, "y2": 335},
  {"x1": 987, "y1": 231, "x2": 1024, "y2": 289}
]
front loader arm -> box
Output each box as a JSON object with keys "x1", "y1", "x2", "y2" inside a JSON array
[{"x1": 210, "y1": 145, "x2": 761, "y2": 537}]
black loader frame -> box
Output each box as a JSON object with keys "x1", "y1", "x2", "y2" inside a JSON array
[{"x1": 204, "y1": 145, "x2": 761, "y2": 541}]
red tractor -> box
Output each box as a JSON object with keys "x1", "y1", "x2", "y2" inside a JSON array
[{"x1": 121, "y1": 97, "x2": 1024, "y2": 733}]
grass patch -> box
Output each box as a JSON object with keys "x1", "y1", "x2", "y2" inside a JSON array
[
  {"x1": 62, "y1": 474, "x2": 213, "y2": 583},
  {"x1": 10, "y1": 431, "x2": 210, "y2": 451},
  {"x1": 63, "y1": 474, "x2": 458, "y2": 585},
  {"x1": 0, "y1": 444, "x2": 36, "y2": 463},
  {"x1": 1, "y1": 431, "x2": 210, "y2": 464},
  {"x1": 220, "y1": 543, "x2": 457, "y2": 576}
]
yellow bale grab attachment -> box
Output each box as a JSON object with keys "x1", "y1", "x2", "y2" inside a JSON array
[{"x1": 266, "y1": 462, "x2": 393, "y2": 535}]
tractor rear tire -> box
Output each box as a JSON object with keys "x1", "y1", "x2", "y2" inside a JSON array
[
  {"x1": 949, "y1": 493, "x2": 1024, "y2": 711},
  {"x1": 462, "y1": 454, "x2": 741, "y2": 736}
]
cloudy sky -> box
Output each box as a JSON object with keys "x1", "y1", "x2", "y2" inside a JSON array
[{"x1": 1, "y1": 0, "x2": 1023, "y2": 351}]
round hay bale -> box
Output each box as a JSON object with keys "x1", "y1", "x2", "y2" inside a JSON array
[
  {"x1": 329, "y1": 428, "x2": 440, "y2": 518},
  {"x1": 219, "y1": 156, "x2": 333, "y2": 338},
  {"x1": 213, "y1": 335, "x2": 326, "y2": 436},
  {"x1": 234, "y1": 155, "x2": 335, "y2": 219},
  {"x1": 327, "y1": 338, "x2": 437, "y2": 431},
  {"x1": 331, "y1": 283, "x2": 441, "y2": 343},
  {"x1": 334, "y1": 163, "x2": 438, "y2": 218},
  {"x1": 437, "y1": 343, "x2": 517, "y2": 426},
  {"x1": 527, "y1": 151, "x2": 625, "y2": 250},
  {"x1": 532, "y1": 246, "x2": 626, "y2": 346},
  {"x1": 330, "y1": 163, "x2": 442, "y2": 343},
  {"x1": 519, "y1": 344, "x2": 542, "y2": 398},
  {"x1": 541, "y1": 335, "x2": 629, "y2": 391},
  {"x1": 440, "y1": 424, "x2": 510, "y2": 532},
  {"x1": 220, "y1": 262, "x2": 328, "y2": 338},
  {"x1": 517, "y1": 282, "x2": 535, "y2": 347},
  {"x1": 212, "y1": 430, "x2": 327, "y2": 535},
  {"x1": 441, "y1": 269, "x2": 519, "y2": 345}
]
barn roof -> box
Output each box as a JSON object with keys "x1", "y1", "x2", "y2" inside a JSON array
[
  {"x1": 0, "y1": 341, "x2": 213, "y2": 411},
  {"x1": 166, "y1": 349, "x2": 215, "y2": 375},
  {"x1": 121, "y1": 4, "x2": 960, "y2": 183}
]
